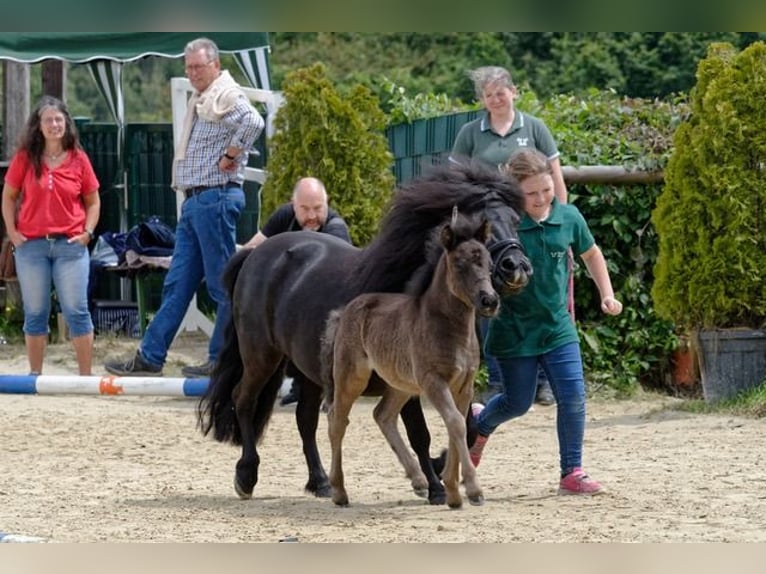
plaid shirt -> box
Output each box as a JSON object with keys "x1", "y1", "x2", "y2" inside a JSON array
[{"x1": 174, "y1": 97, "x2": 263, "y2": 189}]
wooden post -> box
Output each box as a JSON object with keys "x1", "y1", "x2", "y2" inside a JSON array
[
  {"x1": 2, "y1": 61, "x2": 30, "y2": 160},
  {"x1": 562, "y1": 165, "x2": 664, "y2": 184},
  {"x1": 41, "y1": 60, "x2": 66, "y2": 100}
]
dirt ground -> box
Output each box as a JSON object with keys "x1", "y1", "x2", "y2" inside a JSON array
[{"x1": 1, "y1": 332, "x2": 766, "y2": 543}]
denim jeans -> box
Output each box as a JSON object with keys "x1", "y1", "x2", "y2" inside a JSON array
[
  {"x1": 14, "y1": 238, "x2": 93, "y2": 337},
  {"x1": 140, "y1": 185, "x2": 244, "y2": 367},
  {"x1": 480, "y1": 317, "x2": 548, "y2": 398},
  {"x1": 475, "y1": 341, "x2": 586, "y2": 476}
]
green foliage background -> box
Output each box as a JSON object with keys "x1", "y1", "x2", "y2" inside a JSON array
[
  {"x1": 26, "y1": 33, "x2": 763, "y2": 125},
  {"x1": 652, "y1": 41, "x2": 766, "y2": 330}
]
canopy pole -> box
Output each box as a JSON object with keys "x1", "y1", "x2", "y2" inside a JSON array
[
  {"x1": 41, "y1": 60, "x2": 65, "y2": 99},
  {"x1": 1, "y1": 60, "x2": 29, "y2": 161}
]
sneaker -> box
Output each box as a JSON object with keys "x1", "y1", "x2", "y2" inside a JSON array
[
  {"x1": 181, "y1": 361, "x2": 214, "y2": 378},
  {"x1": 104, "y1": 352, "x2": 162, "y2": 377},
  {"x1": 279, "y1": 382, "x2": 299, "y2": 406},
  {"x1": 535, "y1": 380, "x2": 555, "y2": 406},
  {"x1": 558, "y1": 468, "x2": 604, "y2": 495},
  {"x1": 469, "y1": 403, "x2": 488, "y2": 467}
]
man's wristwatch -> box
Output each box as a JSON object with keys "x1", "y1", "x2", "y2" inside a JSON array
[
  {"x1": 84, "y1": 228, "x2": 94, "y2": 239},
  {"x1": 223, "y1": 152, "x2": 236, "y2": 161}
]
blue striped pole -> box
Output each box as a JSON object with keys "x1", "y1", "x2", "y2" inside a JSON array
[{"x1": 0, "y1": 374, "x2": 208, "y2": 397}]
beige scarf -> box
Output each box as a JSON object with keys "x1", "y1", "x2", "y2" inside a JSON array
[{"x1": 172, "y1": 70, "x2": 245, "y2": 189}]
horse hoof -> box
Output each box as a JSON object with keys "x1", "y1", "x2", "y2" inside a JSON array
[
  {"x1": 314, "y1": 484, "x2": 333, "y2": 498},
  {"x1": 234, "y1": 478, "x2": 253, "y2": 500},
  {"x1": 332, "y1": 494, "x2": 349, "y2": 507},
  {"x1": 428, "y1": 492, "x2": 447, "y2": 505},
  {"x1": 447, "y1": 499, "x2": 464, "y2": 510},
  {"x1": 413, "y1": 486, "x2": 429, "y2": 499},
  {"x1": 468, "y1": 494, "x2": 485, "y2": 506}
]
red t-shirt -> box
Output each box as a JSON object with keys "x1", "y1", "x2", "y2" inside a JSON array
[{"x1": 4, "y1": 149, "x2": 99, "y2": 237}]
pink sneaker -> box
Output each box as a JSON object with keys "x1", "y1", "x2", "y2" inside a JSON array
[
  {"x1": 558, "y1": 468, "x2": 604, "y2": 495},
  {"x1": 469, "y1": 403, "x2": 488, "y2": 467}
]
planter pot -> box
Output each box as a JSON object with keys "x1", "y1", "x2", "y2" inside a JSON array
[
  {"x1": 697, "y1": 328, "x2": 766, "y2": 402},
  {"x1": 671, "y1": 341, "x2": 699, "y2": 387}
]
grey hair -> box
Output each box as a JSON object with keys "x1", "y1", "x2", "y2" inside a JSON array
[
  {"x1": 468, "y1": 66, "x2": 514, "y2": 99},
  {"x1": 184, "y1": 37, "x2": 219, "y2": 62}
]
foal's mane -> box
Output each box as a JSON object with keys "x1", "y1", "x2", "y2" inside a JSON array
[{"x1": 351, "y1": 162, "x2": 524, "y2": 294}]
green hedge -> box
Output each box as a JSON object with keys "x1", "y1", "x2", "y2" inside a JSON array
[{"x1": 653, "y1": 41, "x2": 766, "y2": 330}]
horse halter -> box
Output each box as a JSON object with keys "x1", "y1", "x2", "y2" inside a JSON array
[{"x1": 488, "y1": 237, "x2": 528, "y2": 294}]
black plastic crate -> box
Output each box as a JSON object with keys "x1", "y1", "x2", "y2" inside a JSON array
[{"x1": 91, "y1": 300, "x2": 140, "y2": 338}]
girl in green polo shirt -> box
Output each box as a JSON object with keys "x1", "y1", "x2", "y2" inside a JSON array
[{"x1": 469, "y1": 148, "x2": 623, "y2": 495}]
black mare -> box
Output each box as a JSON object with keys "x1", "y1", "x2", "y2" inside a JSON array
[{"x1": 197, "y1": 162, "x2": 531, "y2": 505}]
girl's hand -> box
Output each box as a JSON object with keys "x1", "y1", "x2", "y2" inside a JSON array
[{"x1": 601, "y1": 296, "x2": 623, "y2": 316}]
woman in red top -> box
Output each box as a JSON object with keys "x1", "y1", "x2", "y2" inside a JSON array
[{"x1": 2, "y1": 96, "x2": 100, "y2": 376}]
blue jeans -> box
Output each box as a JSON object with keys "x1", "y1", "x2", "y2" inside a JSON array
[
  {"x1": 139, "y1": 185, "x2": 244, "y2": 367},
  {"x1": 480, "y1": 317, "x2": 548, "y2": 397},
  {"x1": 14, "y1": 238, "x2": 93, "y2": 337},
  {"x1": 475, "y1": 341, "x2": 586, "y2": 476}
]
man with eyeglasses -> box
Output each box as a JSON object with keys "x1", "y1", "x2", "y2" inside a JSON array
[{"x1": 106, "y1": 37, "x2": 263, "y2": 378}]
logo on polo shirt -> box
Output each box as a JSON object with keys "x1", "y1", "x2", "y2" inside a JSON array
[
  {"x1": 516, "y1": 137, "x2": 529, "y2": 147},
  {"x1": 550, "y1": 250, "x2": 566, "y2": 259}
]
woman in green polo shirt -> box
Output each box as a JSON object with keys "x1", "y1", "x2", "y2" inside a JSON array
[
  {"x1": 450, "y1": 65, "x2": 567, "y2": 407},
  {"x1": 469, "y1": 149, "x2": 623, "y2": 495}
]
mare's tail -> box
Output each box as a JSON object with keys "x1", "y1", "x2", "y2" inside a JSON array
[
  {"x1": 319, "y1": 308, "x2": 344, "y2": 406},
  {"x1": 197, "y1": 316, "x2": 244, "y2": 444},
  {"x1": 196, "y1": 249, "x2": 251, "y2": 444}
]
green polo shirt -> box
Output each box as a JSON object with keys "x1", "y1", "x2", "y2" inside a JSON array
[
  {"x1": 486, "y1": 199, "x2": 595, "y2": 358},
  {"x1": 450, "y1": 111, "x2": 560, "y2": 169}
]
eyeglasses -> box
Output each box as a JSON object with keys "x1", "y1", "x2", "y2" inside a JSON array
[{"x1": 185, "y1": 61, "x2": 214, "y2": 73}]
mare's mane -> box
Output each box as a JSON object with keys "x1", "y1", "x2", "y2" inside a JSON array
[{"x1": 351, "y1": 162, "x2": 523, "y2": 295}]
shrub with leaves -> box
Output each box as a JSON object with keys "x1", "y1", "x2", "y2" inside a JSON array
[
  {"x1": 380, "y1": 78, "x2": 475, "y2": 123},
  {"x1": 261, "y1": 63, "x2": 395, "y2": 246},
  {"x1": 652, "y1": 42, "x2": 766, "y2": 330}
]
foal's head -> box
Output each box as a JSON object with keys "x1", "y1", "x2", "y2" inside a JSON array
[{"x1": 440, "y1": 213, "x2": 499, "y2": 318}]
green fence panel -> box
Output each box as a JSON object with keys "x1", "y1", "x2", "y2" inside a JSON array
[
  {"x1": 125, "y1": 123, "x2": 177, "y2": 228},
  {"x1": 385, "y1": 110, "x2": 482, "y2": 185},
  {"x1": 77, "y1": 121, "x2": 122, "y2": 236}
]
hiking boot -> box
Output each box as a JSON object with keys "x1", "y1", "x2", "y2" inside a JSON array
[
  {"x1": 181, "y1": 361, "x2": 214, "y2": 378},
  {"x1": 469, "y1": 403, "x2": 488, "y2": 467},
  {"x1": 558, "y1": 468, "x2": 604, "y2": 495},
  {"x1": 535, "y1": 379, "x2": 555, "y2": 406},
  {"x1": 104, "y1": 352, "x2": 162, "y2": 377}
]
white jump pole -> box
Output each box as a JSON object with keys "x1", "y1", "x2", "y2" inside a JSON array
[
  {"x1": 0, "y1": 531, "x2": 47, "y2": 543},
  {"x1": 0, "y1": 374, "x2": 208, "y2": 397}
]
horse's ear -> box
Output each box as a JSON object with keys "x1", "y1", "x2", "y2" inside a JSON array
[
  {"x1": 440, "y1": 221, "x2": 456, "y2": 249},
  {"x1": 477, "y1": 218, "x2": 492, "y2": 244}
]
